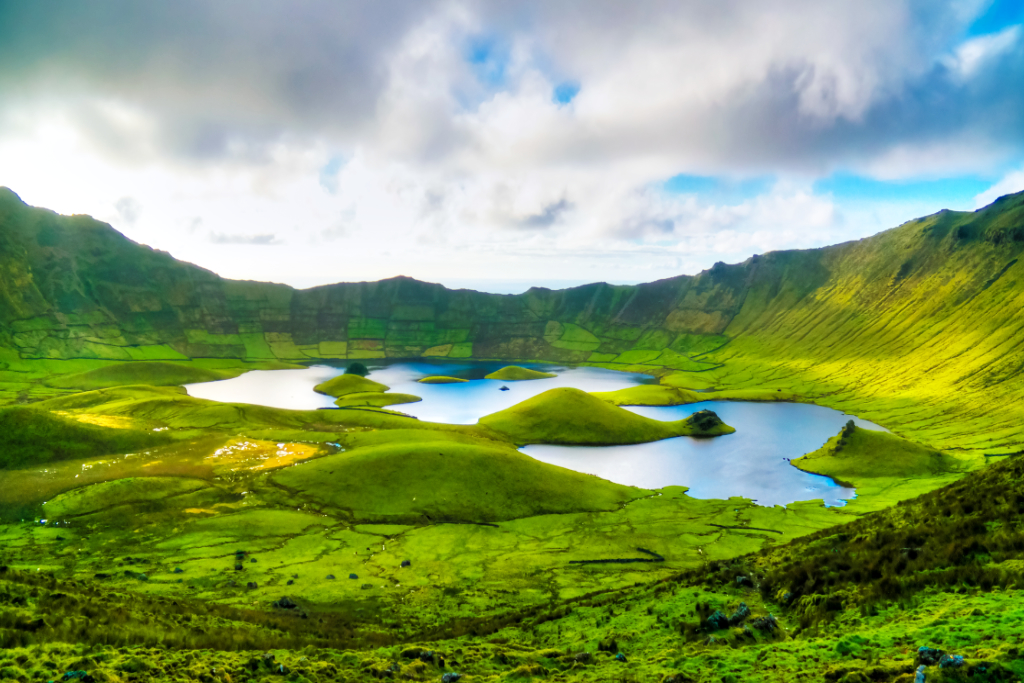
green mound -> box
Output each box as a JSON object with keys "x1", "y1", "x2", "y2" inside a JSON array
[
  {"x1": 334, "y1": 392, "x2": 421, "y2": 408},
  {"x1": 793, "y1": 423, "x2": 965, "y2": 506},
  {"x1": 478, "y1": 387, "x2": 734, "y2": 444},
  {"x1": 593, "y1": 384, "x2": 702, "y2": 406},
  {"x1": 43, "y1": 477, "x2": 209, "y2": 518},
  {"x1": 314, "y1": 373, "x2": 389, "y2": 397},
  {"x1": 46, "y1": 361, "x2": 237, "y2": 390},
  {"x1": 0, "y1": 406, "x2": 172, "y2": 469},
  {"x1": 417, "y1": 376, "x2": 468, "y2": 384},
  {"x1": 484, "y1": 366, "x2": 557, "y2": 381},
  {"x1": 272, "y1": 430, "x2": 646, "y2": 522}
]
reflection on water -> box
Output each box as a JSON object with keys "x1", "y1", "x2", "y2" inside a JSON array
[{"x1": 524, "y1": 401, "x2": 887, "y2": 507}]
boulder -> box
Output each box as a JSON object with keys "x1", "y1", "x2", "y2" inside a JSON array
[
  {"x1": 349, "y1": 573, "x2": 359, "y2": 579},
  {"x1": 401, "y1": 560, "x2": 411, "y2": 567},
  {"x1": 326, "y1": 574, "x2": 336, "y2": 580},
  {"x1": 246, "y1": 581, "x2": 258, "y2": 589},
  {"x1": 705, "y1": 610, "x2": 729, "y2": 631},
  {"x1": 917, "y1": 647, "x2": 943, "y2": 666},
  {"x1": 273, "y1": 596, "x2": 297, "y2": 609}
]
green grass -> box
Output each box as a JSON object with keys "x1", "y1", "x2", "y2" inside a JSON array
[
  {"x1": 314, "y1": 373, "x2": 389, "y2": 397},
  {"x1": 417, "y1": 376, "x2": 468, "y2": 384},
  {"x1": 333, "y1": 391, "x2": 422, "y2": 408},
  {"x1": 272, "y1": 429, "x2": 647, "y2": 522},
  {"x1": 478, "y1": 387, "x2": 734, "y2": 444},
  {"x1": 593, "y1": 384, "x2": 703, "y2": 406},
  {"x1": 42, "y1": 476, "x2": 210, "y2": 518},
  {"x1": 0, "y1": 406, "x2": 172, "y2": 469},
  {"x1": 484, "y1": 366, "x2": 557, "y2": 381},
  {"x1": 45, "y1": 361, "x2": 242, "y2": 390}
]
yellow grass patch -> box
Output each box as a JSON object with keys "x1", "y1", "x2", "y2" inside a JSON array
[
  {"x1": 55, "y1": 411, "x2": 137, "y2": 430},
  {"x1": 205, "y1": 438, "x2": 319, "y2": 473}
]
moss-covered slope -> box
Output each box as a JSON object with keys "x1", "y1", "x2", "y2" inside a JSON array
[
  {"x1": 45, "y1": 361, "x2": 239, "y2": 390},
  {"x1": 478, "y1": 387, "x2": 734, "y2": 444}
]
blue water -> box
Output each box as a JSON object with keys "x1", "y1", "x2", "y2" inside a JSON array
[
  {"x1": 185, "y1": 360, "x2": 886, "y2": 507},
  {"x1": 525, "y1": 401, "x2": 886, "y2": 507}
]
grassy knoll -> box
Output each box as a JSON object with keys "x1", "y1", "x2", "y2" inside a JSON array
[
  {"x1": 333, "y1": 391, "x2": 422, "y2": 408},
  {"x1": 593, "y1": 383, "x2": 703, "y2": 405},
  {"x1": 314, "y1": 372, "x2": 389, "y2": 397},
  {"x1": 484, "y1": 365, "x2": 557, "y2": 381},
  {"x1": 45, "y1": 360, "x2": 242, "y2": 390},
  {"x1": 417, "y1": 375, "x2": 468, "y2": 384},
  {"x1": 0, "y1": 406, "x2": 172, "y2": 469},
  {"x1": 794, "y1": 424, "x2": 966, "y2": 512},
  {"x1": 273, "y1": 430, "x2": 646, "y2": 522},
  {"x1": 479, "y1": 387, "x2": 734, "y2": 444}
]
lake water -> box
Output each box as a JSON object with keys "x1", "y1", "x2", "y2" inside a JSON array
[{"x1": 185, "y1": 361, "x2": 885, "y2": 507}]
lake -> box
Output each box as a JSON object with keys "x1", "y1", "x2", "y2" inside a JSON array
[{"x1": 186, "y1": 360, "x2": 885, "y2": 506}]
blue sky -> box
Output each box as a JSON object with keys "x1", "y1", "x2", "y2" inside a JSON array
[{"x1": 1, "y1": 1, "x2": 1023, "y2": 291}]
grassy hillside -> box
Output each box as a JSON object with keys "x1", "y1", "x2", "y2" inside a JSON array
[
  {"x1": 0, "y1": 406, "x2": 172, "y2": 469},
  {"x1": 4, "y1": 186, "x2": 1024, "y2": 456},
  {"x1": 272, "y1": 430, "x2": 647, "y2": 522},
  {"x1": 484, "y1": 365, "x2": 557, "y2": 381},
  {"x1": 417, "y1": 375, "x2": 468, "y2": 384},
  {"x1": 478, "y1": 387, "x2": 734, "y2": 444}
]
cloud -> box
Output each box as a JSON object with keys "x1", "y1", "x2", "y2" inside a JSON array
[
  {"x1": 1, "y1": 1, "x2": 1022, "y2": 290},
  {"x1": 974, "y1": 168, "x2": 1024, "y2": 208},
  {"x1": 209, "y1": 232, "x2": 280, "y2": 245},
  {"x1": 114, "y1": 196, "x2": 142, "y2": 225}
]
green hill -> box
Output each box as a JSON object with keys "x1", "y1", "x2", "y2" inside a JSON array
[
  {"x1": 478, "y1": 387, "x2": 734, "y2": 444},
  {"x1": 794, "y1": 423, "x2": 965, "y2": 508},
  {"x1": 417, "y1": 375, "x2": 468, "y2": 384},
  {"x1": 0, "y1": 406, "x2": 172, "y2": 469},
  {"x1": 484, "y1": 366, "x2": 557, "y2": 381},
  {"x1": 313, "y1": 373, "x2": 389, "y2": 397},
  {"x1": 4, "y1": 186, "x2": 1024, "y2": 456},
  {"x1": 272, "y1": 430, "x2": 646, "y2": 522},
  {"x1": 46, "y1": 361, "x2": 240, "y2": 390}
]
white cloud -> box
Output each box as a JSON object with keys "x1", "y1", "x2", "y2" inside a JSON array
[
  {"x1": 975, "y1": 169, "x2": 1024, "y2": 208},
  {"x1": 943, "y1": 25, "x2": 1021, "y2": 81}
]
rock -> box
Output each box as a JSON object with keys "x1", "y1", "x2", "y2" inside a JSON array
[
  {"x1": 939, "y1": 654, "x2": 964, "y2": 669},
  {"x1": 286, "y1": 579, "x2": 294, "y2": 586},
  {"x1": 705, "y1": 610, "x2": 730, "y2": 631},
  {"x1": 273, "y1": 596, "x2": 297, "y2": 609},
  {"x1": 736, "y1": 575, "x2": 753, "y2": 588},
  {"x1": 441, "y1": 674, "x2": 461, "y2": 683},
  {"x1": 251, "y1": 558, "x2": 257, "y2": 563},
  {"x1": 246, "y1": 581, "x2": 258, "y2": 589},
  {"x1": 573, "y1": 652, "x2": 592, "y2": 664},
  {"x1": 751, "y1": 614, "x2": 779, "y2": 632},
  {"x1": 326, "y1": 574, "x2": 336, "y2": 580},
  {"x1": 361, "y1": 583, "x2": 373, "y2": 590},
  {"x1": 61, "y1": 672, "x2": 94, "y2": 683},
  {"x1": 172, "y1": 567, "x2": 184, "y2": 574},
  {"x1": 292, "y1": 573, "x2": 299, "y2": 578},
  {"x1": 917, "y1": 647, "x2": 944, "y2": 666},
  {"x1": 234, "y1": 563, "x2": 244, "y2": 571},
  {"x1": 499, "y1": 386, "x2": 509, "y2": 391},
  {"x1": 729, "y1": 602, "x2": 751, "y2": 625},
  {"x1": 401, "y1": 560, "x2": 411, "y2": 567},
  {"x1": 915, "y1": 664, "x2": 927, "y2": 683},
  {"x1": 614, "y1": 653, "x2": 627, "y2": 662},
  {"x1": 349, "y1": 573, "x2": 358, "y2": 579}
]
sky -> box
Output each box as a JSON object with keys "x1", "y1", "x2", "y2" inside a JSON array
[{"x1": 1, "y1": 1, "x2": 1023, "y2": 293}]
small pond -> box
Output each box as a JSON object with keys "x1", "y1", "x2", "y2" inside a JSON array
[{"x1": 185, "y1": 361, "x2": 886, "y2": 507}]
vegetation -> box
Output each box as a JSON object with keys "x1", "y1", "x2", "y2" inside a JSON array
[
  {"x1": 314, "y1": 373, "x2": 389, "y2": 397},
  {"x1": 273, "y1": 430, "x2": 647, "y2": 522},
  {"x1": 483, "y1": 365, "x2": 557, "y2": 381},
  {"x1": 478, "y1": 387, "x2": 734, "y2": 444},
  {"x1": 417, "y1": 375, "x2": 468, "y2": 384},
  {"x1": 2, "y1": 187, "x2": 1024, "y2": 680},
  {"x1": 0, "y1": 406, "x2": 171, "y2": 470},
  {"x1": 44, "y1": 361, "x2": 242, "y2": 390}
]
